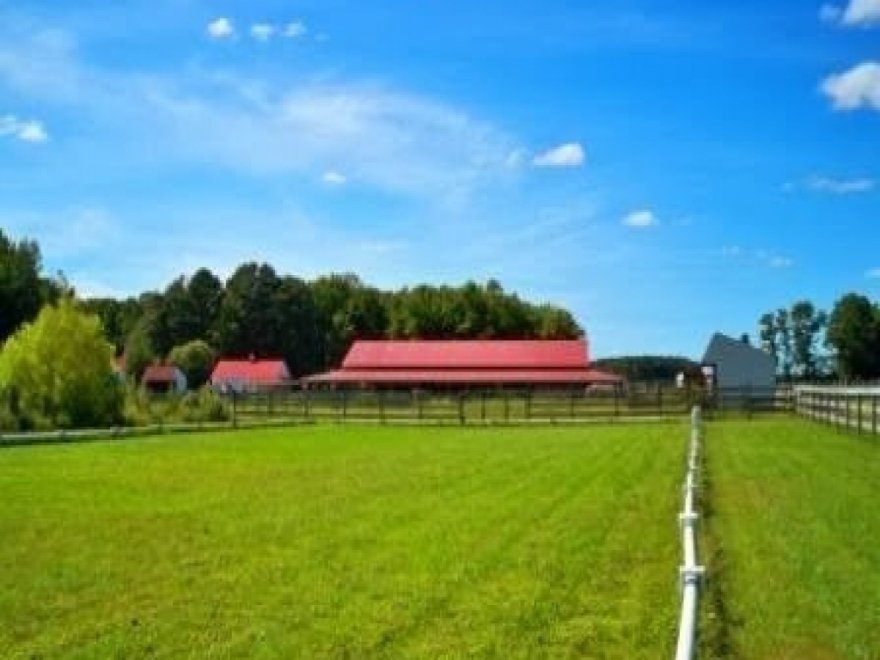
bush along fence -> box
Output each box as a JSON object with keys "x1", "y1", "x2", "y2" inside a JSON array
[
  {"x1": 675, "y1": 406, "x2": 705, "y2": 660},
  {"x1": 794, "y1": 384, "x2": 880, "y2": 435}
]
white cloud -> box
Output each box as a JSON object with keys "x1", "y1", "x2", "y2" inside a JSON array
[
  {"x1": 721, "y1": 245, "x2": 742, "y2": 257},
  {"x1": 250, "y1": 23, "x2": 275, "y2": 42},
  {"x1": 0, "y1": 27, "x2": 521, "y2": 200},
  {"x1": 769, "y1": 256, "x2": 794, "y2": 268},
  {"x1": 622, "y1": 209, "x2": 658, "y2": 228},
  {"x1": 820, "y1": 4, "x2": 844, "y2": 22},
  {"x1": 842, "y1": 0, "x2": 880, "y2": 25},
  {"x1": 532, "y1": 142, "x2": 586, "y2": 168},
  {"x1": 808, "y1": 175, "x2": 875, "y2": 193},
  {"x1": 866, "y1": 267, "x2": 880, "y2": 278},
  {"x1": 207, "y1": 17, "x2": 235, "y2": 40},
  {"x1": 322, "y1": 170, "x2": 346, "y2": 185},
  {"x1": 821, "y1": 61, "x2": 880, "y2": 111},
  {"x1": 283, "y1": 21, "x2": 308, "y2": 39},
  {"x1": 0, "y1": 114, "x2": 48, "y2": 142}
]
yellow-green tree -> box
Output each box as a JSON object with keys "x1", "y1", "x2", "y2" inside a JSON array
[{"x1": 0, "y1": 298, "x2": 123, "y2": 429}]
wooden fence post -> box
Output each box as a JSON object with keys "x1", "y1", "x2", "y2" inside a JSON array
[
  {"x1": 871, "y1": 394, "x2": 877, "y2": 435},
  {"x1": 858, "y1": 394, "x2": 863, "y2": 434}
]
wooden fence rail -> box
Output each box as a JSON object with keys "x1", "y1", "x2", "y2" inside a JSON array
[{"x1": 794, "y1": 385, "x2": 880, "y2": 435}]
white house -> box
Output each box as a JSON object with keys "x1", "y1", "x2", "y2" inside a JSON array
[{"x1": 702, "y1": 333, "x2": 776, "y2": 391}]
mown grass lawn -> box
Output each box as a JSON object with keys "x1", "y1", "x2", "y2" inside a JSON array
[
  {"x1": 703, "y1": 418, "x2": 880, "y2": 659},
  {"x1": 0, "y1": 423, "x2": 685, "y2": 658}
]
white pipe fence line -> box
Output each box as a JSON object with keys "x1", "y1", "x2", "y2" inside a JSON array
[
  {"x1": 675, "y1": 406, "x2": 705, "y2": 660},
  {"x1": 794, "y1": 385, "x2": 880, "y2": 435}
]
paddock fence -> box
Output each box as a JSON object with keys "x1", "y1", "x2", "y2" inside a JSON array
[
  {"x1": 794, "y1": 384, "x2": 880, "y2": 435},
  {"x1": 221, "y1": 385, "x2": 790, "y2": 426}
]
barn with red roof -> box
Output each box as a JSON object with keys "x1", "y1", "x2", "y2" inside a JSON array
[
  {"x1": 210, "y1": 356, "x2": 291, "y2": 393},
  {"x1": 301, "y1": 339, "x2": 622, "y2": 389}
]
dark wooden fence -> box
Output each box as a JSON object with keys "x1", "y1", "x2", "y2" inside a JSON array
[{"x1": 221, "y1": 385, "x2": 791, "y2": 426}]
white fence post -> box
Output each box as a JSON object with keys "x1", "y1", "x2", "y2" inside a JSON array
[{"x1": 675, "y1": 406, "x2": 705, "y2": 660}]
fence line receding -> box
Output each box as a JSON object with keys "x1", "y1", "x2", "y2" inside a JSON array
[{"x1": 675, "y1": 406, "x2": 705, "y2": 660}]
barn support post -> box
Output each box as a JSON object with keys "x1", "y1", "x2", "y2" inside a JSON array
[
  {"x1": 416, "y1": 389, "x2": 423, "y2": 421},
  {"x1": 379, "y1": 390, "x2": 386, "y2": 424},
  {"x1": 231, "y1": 390, "x2": 238, "y2": 428},
  {"x1": 458, "y1": 392, "x2": 465, "y2": 425},
  {"x1": 858, "y1": 394, "x2": 863, "y2": 434},
  {"x1": 525, "y1": 389, "x2": 532, "y2": 421},
  {"x1": 503, "y1": 389, "x2": 510, "y2": 423},
  {"x1": 481, "y1": 390, "x2": 486, "y2": 422}
]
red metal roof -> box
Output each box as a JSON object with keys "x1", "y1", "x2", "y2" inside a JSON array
[
  {"x1": 302, "y1": 368, "x2": 621, "y2": 385},
  {"x1": 342, "y1": 339, "x2": 589, "y2": 370},
  {"x1": 142, "y1": 365, "x2": 181, "y2": 383},
  {"x1": 211, "y1": 359, "x2": 291, "y2": 384}
]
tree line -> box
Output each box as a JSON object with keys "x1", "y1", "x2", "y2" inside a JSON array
[
  {"x1": 1, "y1": 230, "x2": 582, "y2": 387},
  {"x1": 758, "y1": 294, "x2": 880, "y2": 380}
]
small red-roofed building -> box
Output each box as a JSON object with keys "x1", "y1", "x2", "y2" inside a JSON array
[
  {"x1": 210, "y1": 356, "x2": 291, "y2": 393},
  {"x1": 142, "y1": 364, "x2": 188, "y2": 394}
]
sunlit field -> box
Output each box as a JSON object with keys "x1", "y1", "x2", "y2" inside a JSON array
[
  {"x1": 0, "y1": 424, "x2": 685, "y2": 658},
  {"x1": 702, "y1": 418, "x2": 880, "y2": 658}
]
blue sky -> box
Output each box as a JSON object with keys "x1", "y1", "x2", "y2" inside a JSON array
[{"x1": 1, "y1": 0, "x2": 879, "y2": 358}]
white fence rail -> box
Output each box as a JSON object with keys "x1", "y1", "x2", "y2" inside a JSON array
[
  {"x1": 675, "y1": 406, "x2": 705, "y2": 660},
  {"x1": 794, "y1": 385, "x2": 880, "y2": 435}
]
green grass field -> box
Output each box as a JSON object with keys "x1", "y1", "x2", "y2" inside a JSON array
[
  {"x1": 5, "y1": 417, "x2": 880, "y2": 658},
  {"x1": 702, "y1": 418, "x2": 880, "y2": 659},
  {"x1": 0, "y1": 424, "x2": 686, "y2": 658}
]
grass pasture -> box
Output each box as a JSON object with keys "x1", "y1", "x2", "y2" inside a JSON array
[
  {"x1": 0, "y1": 423, "x2": 685, "y2": 658},
  {"x1": 703, "y1": 418, "x2": 880, "y2": 658}
]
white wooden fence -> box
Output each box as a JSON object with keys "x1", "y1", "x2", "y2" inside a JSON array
[{"x1": 794, "y1": 385, "x2": 880, "y2": 435}]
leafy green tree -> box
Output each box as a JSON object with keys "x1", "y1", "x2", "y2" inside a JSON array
[
  {"x1": 775, "y1": 308, "x2": 792, "y2": 380},
  {"x1": 124, "y1": 318, "x2": 155, "y2": 381},
  {"x1": 826, "y1": 293, "x2": 880, "y2": 379},
  {"x1": 0, "y1": 299, "x2": 122, "y2": 428},
  {"x1": 758, "y1": 312, "x2": 777, "y2": 368},
  {"x1": 168, "y1": 340, "x2": 216, "y2": 389},
  {"x1": 790, "y1": 300, "x2": 827, "y2": 378},
  {"x1": 0, "y1": 229, "x2": 48, "y2": 341},
  {"x1": 82, "y1": 297, "x2": 142, "y2": 353}
]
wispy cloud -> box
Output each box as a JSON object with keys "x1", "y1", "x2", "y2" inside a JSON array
[
  {"x1": 532, "y1": 142, "x2": 585, "y2": 168},
  {"x1": 821, "y1": 0, "x2": 880, "y2": 26},
  {"x1": 207, "y1": 17, "x2": 235, "y2": 40},
  {"x1": 283, "y1": 21, "x2": 308, "y2": 39},
  {"x1": 0, "y1": 114, "x2": 48, "y2": 142},
  {"x1": 250, "y1": 23, "x2": 275, "y2": 42},
  {"x1": 0, "y1": 28, "x2": 521, "y2": 200},
  {"x1": 866, "y1": 267, "x2": 880, "y2": 279},
  {"x1": 622, "y1": 209, "x2": 658, "y2": 228},
  {"x1": 768, "y1": 256, "x2": 794, "y2": 268},
  {"x1": 720, "y1": 246, "x2": 793, "y2": 269},
  {"x1": 808, "y1": 175, "x2": 875, "y2": 194},
  {"x1": 322, "y1": 170, "x2": 347, "y2": 185},
  {"x1": 821, "y1": 61, "x2": 880, "y2": 111}
]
